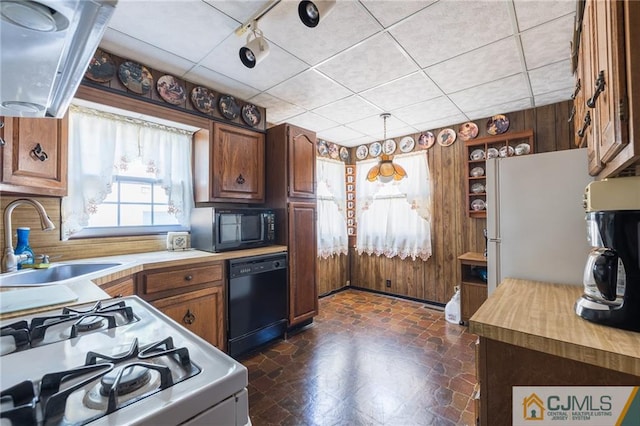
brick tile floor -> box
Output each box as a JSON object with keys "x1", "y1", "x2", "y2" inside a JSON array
[{"x1": 239, "y1": 289, "x2": 478, "y2": 426}]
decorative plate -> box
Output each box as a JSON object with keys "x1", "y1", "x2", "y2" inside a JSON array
[
  {"x1": 156, "y1": 75, "x2": 186, "y2": 105},
  {"x1": 458, "y1": 122, "x2": 479, "y2": 141},
  {"x1": 118, "y1": 61, "x2": 153, "y2": 95},
  {"x1": 487, "y1": 114, "x2": 510, "y2": 135},
  {"x1": 383, "y1": 139, "x2": 396, "y2": 155},
  {"x1": 486, "y1": 147, "x2": 500, "y2": 159},
  {"x1": 317, "y1": 139, "x2": 328, "y2": 156},
  {"x1": 85, "y1": 49, "x2": 116, "y2": 83},
  {"x1": 499, "y1": 145, "x2": 515, "y2": 157},
  {"x1": 369, "y1": 142, "x2": 382, "y2": 158},
  {"x1": 515, "y1": 143, "x2": 531, "y2": 156},
  {"x1": 437, "y1": 128, "x2": 457, "y2": 147},
  {"x1": 471, "y1": 182, "x2": 485, "y2": 194},
  {"x1": 470, "y1": 166, "x2": 485, "y2": 177},
  {"x1": 399, "y1": 136, "x2": 415, "y2": 153},
  {"x1": 469, "y1": 149, "x2": 485, "y2": 161},
  {"x1": 218, "y1": 95, "x2": 240, "y2": 120},
  {"x1": 190, "y1": 86, "x2": 216, "y2": 115},
  {"x1": 328, "y1": 143, "x2": 339, "y2": 159},
  {"x1": 417, "y1": 132, "x2": 435, "y2": 150},
  {"x1": 356, "y1": 145, "x2": 368, "y2": 160},
  {"x1": 241, "y1": 104, "x2": 261, "y2": 127},
  {"x1": 471, "y1": 199, "x2": 486, "y2": 211},
  {"x1": 339, "y1": 147, "x2": 349, "y2": 162}
]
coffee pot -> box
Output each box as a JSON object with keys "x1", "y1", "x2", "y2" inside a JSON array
[{"x1": 575, "y1": 176, "x2": 640, "y2": 332}]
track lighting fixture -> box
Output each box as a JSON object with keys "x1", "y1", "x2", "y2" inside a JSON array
[
  {"x1": 239, "y1": 23, "x2": 270, "y2": 69},
  {"x1": 298, "y1": 0, "x2": 336, "y2": 28}
]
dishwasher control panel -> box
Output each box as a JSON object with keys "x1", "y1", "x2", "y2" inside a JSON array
[{"x1": 229, "y1": 253, "x2": 287, "y2": 279}]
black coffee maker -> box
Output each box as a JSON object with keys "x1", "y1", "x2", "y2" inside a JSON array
[{"x1": 575, "y1": 176, "x2": 640, "y2": 332}]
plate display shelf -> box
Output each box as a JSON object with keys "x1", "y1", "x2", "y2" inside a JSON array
[{"x1": 464, "y1": 129, "x2": 534, "y2": 218}]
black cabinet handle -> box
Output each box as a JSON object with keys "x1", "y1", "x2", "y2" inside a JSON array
[
  {"x1": 577, "y1": 111, "x2": 591, "y2": 138},
  {"x1": 571, "y1": 78, "x2": 581, "y2": 100},
  {"x1": 183, "y1": 309, "x2": 196, "y2": 325},
  {"x1": 568, "y1": 105, "x2": 576, "y2": 123},
  {"x1": 236, "y1": 174, "x2": 245, "y2": 184},
  {"x1": 184, "y1": 275, "x2": 193, "y2": 281},
  {"x1": 586, "y1": 70, "x2": 606, "y2": 108},
  {"x1": 31, "y1": 143, "x2": 48, "y2": 161}
]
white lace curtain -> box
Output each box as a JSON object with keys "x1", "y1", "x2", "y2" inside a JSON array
[
  {"x1": 316, "y1": 157, "x2": 348, "y2": 258},
  {"x1": 355, "y1": 151, "x2": 432, "y2": 261},
  {"x1": 62, "y1": 105, "x2": 194, "y2": 240}
]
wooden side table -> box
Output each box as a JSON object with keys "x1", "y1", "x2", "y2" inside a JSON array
[{"x1": 458, "y1": 252, "x2": 488, "y2": 325}]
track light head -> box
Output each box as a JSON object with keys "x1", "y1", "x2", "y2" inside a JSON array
[
  {"x1": 298, "y1": 0, "x2": 335, "y2": 28},
  {"x1": 239, "y1": 29, "x2": 270, "y2": 68}
]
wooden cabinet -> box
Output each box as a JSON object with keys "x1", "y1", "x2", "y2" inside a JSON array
[
  {"x1": 1, "y1": 116, "x2": 68, "y2": 196},
  {"x1": 99, "y1": 275, "x2": 136, "y2": 298},
  {"x1": 464, "y1": 130, "x2": 534, "y2": 218},
  {"x1": 458, "y1": 252, "x2": 487, "y2": 325},
  {"x1": 266, "y1": 123, "x2": 318, "y2": 327},
  {"x1": 138, "y1": 261, "x2": 225, "y2": 350},
  {"x1": 573, "y1": 0, "x2": 640, "y2": 177},
  {"x1": 193, "y1": 122, "x2": 265, "y2": 203}
]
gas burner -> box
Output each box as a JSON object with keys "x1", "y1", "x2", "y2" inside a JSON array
[
  {"x1": 0, "y1": 337, "x2": 201, "y2": 425},
  {"x1": 0, "y1": 300, "x2": 139, "y2": 354}
]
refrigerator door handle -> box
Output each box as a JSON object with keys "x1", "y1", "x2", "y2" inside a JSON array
[{"x1": 488, "y1": 238, "x2": 501, "y2": 242}]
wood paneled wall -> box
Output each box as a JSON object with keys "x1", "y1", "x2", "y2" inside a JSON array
[{"x1": 318, "y1": 100, "x2": 576, "y2": 304}]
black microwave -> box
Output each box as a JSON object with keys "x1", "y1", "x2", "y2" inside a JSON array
[{"x1": 190, "y1": 207, "x2": 276, "y2": 252}]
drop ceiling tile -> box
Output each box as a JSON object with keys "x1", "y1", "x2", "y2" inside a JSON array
[
  {"x1": 533, "y1": 87, "x2": 573, "y2": 107},
  {"x1": 346, "y1": 114, "x2": 411, "y2": 139},
  {"x1": 284, "y1": 112, "x2": 339, "y2": 133},
  {"x1": 450, "y1": 74, "x2": 531, "y2": 113},
  {"x1": 514, "y1": 0, "x2": 575, "y2": 31},
  {"x1": 203, "y1": 0, "x2": 269, "y2": 24},
  {"x1": 359, "y1": 72, "x2": 443, "y2": 111},
  {"x1": 390, "y1": 0, "x2": 513, "y2": 68},
  {"x1": 425, "y1": 37, "x2": 522, "y2": 94},
  {"x1": 198, "y1": 34, "x2": 309, "y2": 92},
  {"x1": 99, "y1": 30, "x2": 194, "y2": 77},
  {"x1": 317, "y1": 126, "x2": 366, "y2": 144},
  {"x1": 412, "y1": 113, "x2": 470, "y2": 133},
  {"x1": 521, "y1": 14, "x2": 575, "y2": 70},
  {"x1": 464, "y1": 97, "x2": 534, "y2": 121},
  {"x1": 258, "y1": 1, "x2": 382, "y2": 65},
  {"x1": 266, "y1": 69, "x2": 352, "y2": 110},
  {"x1": 313, "y1": 96, "x2": 382, "y2": 124},
  {"x1": 343, "y1": 135, "x2": 377, "y2": 148},
  {"x1": 386, "y1": 125, "x2": 420, "y2": 140},
  {"x1": 360, "y1": 0, "x2": 435, "y2": 28},
  {"x1": 248, "y1": 93, "x2": 306, "y2": 124},
  {"x1": 316, "y1": 33, "x2": 419, "y2": 93},
  {"x1": 184, "y1": 66, "x2": 260, "y2": 100},
  {"x1": 529, "y1": 59, "x2": 574, "y2": 96},
  {"x1": 106, "y1": 1, "x2": 238, "y2": 63},
  {"x1": 391, "y1": 96, "x2": 463, "y2": 127}
]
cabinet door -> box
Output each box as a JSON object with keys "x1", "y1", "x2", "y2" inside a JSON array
[
  {"x1": 100, "y1": 276, "x2": 136, "y2": 298},
  {"x1": 288, "y1": 201, "x2": 318, "y2": 326},
  {"x1": 287, "y1": 125, "x2": 315, "y2": 199},
  {"x1": 152, "y1": 287, "x2": 225, "y2": 350},
  {"x1": 212, "y1": 123, "x2": 265, "y2": 202},
  {"x1": 1, "y1": 116, "x2": 68, "y2": 196},
  {"x1": 590, "y1": 0, "x2": 627, "y2": 165}
]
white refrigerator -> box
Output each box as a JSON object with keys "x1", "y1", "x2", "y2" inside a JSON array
[{"x1": 486, "y1": 148, "x2": 594, "y2": 295}]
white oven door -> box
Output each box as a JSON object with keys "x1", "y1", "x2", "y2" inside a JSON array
[{"x1": 181, "y1": 389, "x2": 249, "y2": 426}]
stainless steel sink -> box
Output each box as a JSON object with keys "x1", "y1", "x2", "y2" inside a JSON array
[{"x1": 0, "y1": 263, "x2": 124, "y2": 286}]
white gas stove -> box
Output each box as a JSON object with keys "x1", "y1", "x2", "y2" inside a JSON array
[{"x1": 0, "y1": 296, "x2": 249, "y2": 425}]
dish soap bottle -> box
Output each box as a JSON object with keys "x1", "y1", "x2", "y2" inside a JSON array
[{"x1": 14, "y1": 227, "x2": 34, "y2": 270}]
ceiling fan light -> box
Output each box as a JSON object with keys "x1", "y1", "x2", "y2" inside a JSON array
[{"x1": 298, "y1": 0, "x2": 336, "y2": 28}]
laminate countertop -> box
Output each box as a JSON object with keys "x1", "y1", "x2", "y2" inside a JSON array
[
  {"x1": 469, "y1": 278, "x2": 640, "y2": 377},
  {"x1": 0, "y1": 245, "x2": 288, "y2": 319}
]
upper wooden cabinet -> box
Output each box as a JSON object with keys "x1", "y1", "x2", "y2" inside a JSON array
[
  {"x1": 1, "y1": 116, "x2": 68, "y2": 196},
  {"x1": 574, "y1": 0, "x2": 639, "y2": 177},
  {"x1": 193, "y1": 122, "x2": 265, "y2": 203}
]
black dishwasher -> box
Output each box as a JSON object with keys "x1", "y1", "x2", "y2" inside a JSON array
[{"x1": 227, "y1": 253, "x2": 288, "y2": 357}]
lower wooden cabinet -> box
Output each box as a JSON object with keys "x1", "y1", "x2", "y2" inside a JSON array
[
  {"x1": 288, "y1": 201, "x2": 318, "y2": 326},
  {"x1": 138, "y1": 261, "x2": 225, "y2": 350},
  {"x1": 458, "y1": 252, "x2": 488, "y2": 324}
]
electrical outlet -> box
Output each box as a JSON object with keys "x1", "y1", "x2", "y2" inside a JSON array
[{"x1": 386, "y1": 279, "x2": 391, "y2": 288}]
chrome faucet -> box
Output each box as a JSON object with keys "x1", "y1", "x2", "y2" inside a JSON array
[{"x1": 3, "y1": 198, "x2": 56, "y2": 273}]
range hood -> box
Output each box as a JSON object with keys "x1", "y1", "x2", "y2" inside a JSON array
[{"x1": 0, "y1": 0, "x2": 117, "y2": 118}]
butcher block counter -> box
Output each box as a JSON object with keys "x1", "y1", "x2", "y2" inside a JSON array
[
  {"x1": 0, "y1": 245, "x2": 287, "y2": 320},
  {"x1": 469, "y1": 278, "x2": 640, "y2": 425}
]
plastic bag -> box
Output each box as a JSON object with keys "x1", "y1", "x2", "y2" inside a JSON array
[{"x1": 445, "y1": 287, "x2": 461, "y2": 324}]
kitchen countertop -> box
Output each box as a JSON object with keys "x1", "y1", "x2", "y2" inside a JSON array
[
  {"x1": 0, "y1": 245, "x2": 288, "y2": 319},
  {"x1": 469, "y1": 278, "x2": 640, "y2": 377}
]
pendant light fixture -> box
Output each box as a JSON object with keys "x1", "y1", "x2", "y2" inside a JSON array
[{"x1": 367, "y1": 113, "x2": 407, "y2": 183}]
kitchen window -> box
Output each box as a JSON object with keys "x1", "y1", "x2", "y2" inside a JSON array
[
  {"x1": 316, "y1": 157, "x2": 348, "y2": 258},
  {"x1": 62, "y1": 103, "x2": 195, "y2": 240},
  {"x1": 355, "y1": 151, "x2": 432, "y2": 261}
]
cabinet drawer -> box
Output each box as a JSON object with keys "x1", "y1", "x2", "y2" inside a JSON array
[
  {"x1": 141, "y1": 263, "x2": 223, "y2": 295},
  {"x1": 100, "y1": 276, "x2": 136, "y2": 298}
]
